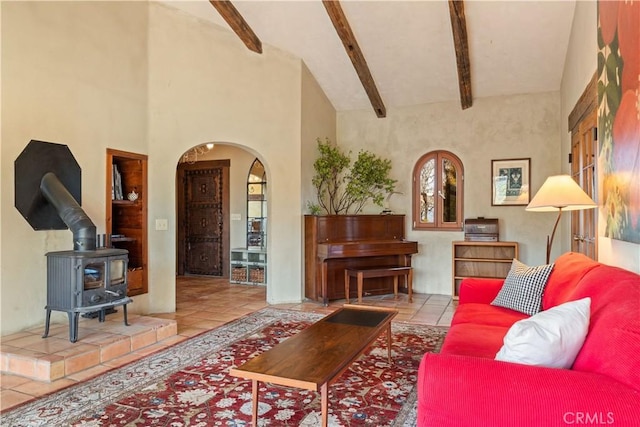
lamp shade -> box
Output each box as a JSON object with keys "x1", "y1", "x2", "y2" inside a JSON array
[{"x1": 526, "y1": 175, "x2": 597, "y2": 212}]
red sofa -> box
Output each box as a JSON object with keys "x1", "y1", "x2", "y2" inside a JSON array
[{"x1": 417, "y1": 252, "x2": 640, "y2": 426}]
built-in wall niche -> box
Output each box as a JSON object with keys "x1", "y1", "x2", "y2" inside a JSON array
[
  {"x1": 106, "y1": 148, "x2": 148, "y2": 296},
  {"x1": 247, "y1": 158, "x2": 266, "y2": 250}
]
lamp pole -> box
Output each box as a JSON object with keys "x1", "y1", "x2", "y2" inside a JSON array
[{"x1": 546, "y1": 207, "x2": 564, "y2": 264}]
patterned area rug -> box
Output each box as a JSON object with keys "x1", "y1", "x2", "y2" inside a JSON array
[{"x1": 1, "y1": 307, "x2": 447, "y2": 426}]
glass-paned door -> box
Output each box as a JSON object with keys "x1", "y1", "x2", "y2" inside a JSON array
[{"x1": 571, "y1": 110, "x2": 598, "y2": 259}]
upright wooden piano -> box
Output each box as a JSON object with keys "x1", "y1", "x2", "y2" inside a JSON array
[{"x1": 304, "y1": 214, "x2": 418, "y2": 305}]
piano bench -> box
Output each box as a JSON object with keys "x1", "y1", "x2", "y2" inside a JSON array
[{"x1": 344, "y1": 266, "x2": 413, "y2": 304}]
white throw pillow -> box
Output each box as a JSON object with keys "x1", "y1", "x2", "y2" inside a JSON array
[{"x1": 495, "y1": 297, "x2": 591, "y2": 369}]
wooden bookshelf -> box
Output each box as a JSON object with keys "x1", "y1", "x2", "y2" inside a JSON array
[
  {"x1": 452, "y1": 241, "x2": 518, "y2": 300},
  {"x1": 106, "y1": 149, "x2": 148, "y2": 296}
]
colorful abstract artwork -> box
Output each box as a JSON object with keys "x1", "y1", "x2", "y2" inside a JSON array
[{"x1": 597, "y1": 0, "x2": 640, "y2": 243}]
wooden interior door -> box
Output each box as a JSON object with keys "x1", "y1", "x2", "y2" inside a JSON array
[
  {"x1": 568, "y1": 74, "x2": 598, "y2": 260},
  {"x1": 177, "y1": 160, "x2": 230, "y2": 276}
]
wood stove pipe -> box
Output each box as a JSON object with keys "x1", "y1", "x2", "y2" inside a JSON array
[{"x1": 40, "y1": 172, "x2": 97, "y2": 251}]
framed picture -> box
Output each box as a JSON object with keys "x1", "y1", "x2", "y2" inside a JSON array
[{"x1": 491, "y1": 158, "x2": 530, "y2": 206}]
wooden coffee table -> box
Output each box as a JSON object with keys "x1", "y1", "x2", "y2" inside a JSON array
[{"x1": 229, "y1": 305, "x2": 398, "y2": 426}]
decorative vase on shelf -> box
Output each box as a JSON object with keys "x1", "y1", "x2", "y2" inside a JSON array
[{"x1": 127, "y1": 189, "x2": 139, "y2": 202}]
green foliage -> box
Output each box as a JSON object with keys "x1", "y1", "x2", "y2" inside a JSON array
[
  {"x1": 306, "y1": 201, "x2": 322, "y2": 215},
  {"x1": 310, "y1": 138, "x2": 396, "y2": 215}
]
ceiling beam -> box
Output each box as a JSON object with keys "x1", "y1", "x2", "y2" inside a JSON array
[
  {"x1": 209, "y1": 0, "x2": 262, "y2": 54},
  {"x1": 322, "y1": 0, "x2": 386, "y2": 118},
  {"x1": 448, "y1": 0, "x2": 473, "y2": 110}
]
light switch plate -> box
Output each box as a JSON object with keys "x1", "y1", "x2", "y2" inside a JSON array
[{"x1": 155, "y1": 219, "x2": 168, "y2": 231}]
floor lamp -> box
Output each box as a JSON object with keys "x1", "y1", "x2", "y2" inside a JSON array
[{"x1": 526, "y1": 175, "x2": 597, "y2": 264}]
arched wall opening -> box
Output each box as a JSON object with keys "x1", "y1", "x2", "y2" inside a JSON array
[{"x1": 174, "y1": 142, "x2": 271, "y2": 300}]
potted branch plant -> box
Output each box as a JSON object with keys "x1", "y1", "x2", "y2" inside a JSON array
[{"x1": 308, "y1": 138, "x2": 397, "y2": 215}]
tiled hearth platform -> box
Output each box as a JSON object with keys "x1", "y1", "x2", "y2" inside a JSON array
[{"x1": 0, "y1": 312, "x2": 178, "y2": 382}]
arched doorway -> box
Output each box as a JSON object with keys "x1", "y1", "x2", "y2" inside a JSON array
[{"x1": 175, "y1": 143, "x2": 268, "y2": 289}]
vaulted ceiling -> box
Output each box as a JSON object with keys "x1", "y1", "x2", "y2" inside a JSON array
[{"x1": 160, "y1": 0, "x2": 577, "y2": 117}]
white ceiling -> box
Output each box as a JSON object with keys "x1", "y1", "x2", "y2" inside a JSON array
[{"x1": 159, "y1": 0, "x2": 577, "y2": 113}]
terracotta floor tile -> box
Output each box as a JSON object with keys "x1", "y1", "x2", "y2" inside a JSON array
[
  {"x1": 0, "y1": 352, "x2": 9, "y2": 372},
  {"x1": 130, "y1": 330, "x2": 157, "y2": 351},
  {"x1": 100, "y1": 338, "x2": 132, "y2": 362},
  {"x1": 156, "y1": 322, "x2": 179, "y2": 341},
  {"x1": 31, "y1": 322, "x2": 68, "y2": 336},
  {"x1": 2, "y1": 334, "x2": 46, "y2": 349},
  {"x1": 132, "y1": 316, "x2": 169, "y2": 327},
  {"x1": 174, "y1": 309, "x2": 200, "y2": 319},
  {"x1": 22, "y1": 336, "x2": 81, "y2": 355},
  {"x1": 0, "y1": 331, "x2": 32, "y2": 343},
  {"x1": 176, "y1": 326, "x2": 209, "y2": 337},
  {"x1": 426, "y1": 295, "x2": 453, "y2": 303},
  {"x1": 270, "y1": 303, "x2": 302, "y2": 310},
  {"x1": 64, "y1": 349, "x2": 101, "y2": 376},
  {"x1": 242, "y1": 304, "x2": 270, "y2": 312},
  {"x1": 130, "y1": 341, "x2": 173, "y2": 357},
  {"x1": 101, "y1": 352, "x2": 144, "y2": 369},
  {"x1": 206, "y1": 311, "x2": 245, "y2": 322},
  {"x1": 4, "y1": 347, "x2": 47, "y2": 360},
  {"x1": 35, "y1": 358, "x2": 65, "y2": 381},
  {"x1": 7, "y1": 355, "x2": 38, "y2": 379},
  {"x1": 393, "y1": 313, "x2": 415, "y2": 322},
  {"x1": 152, "y1": 334, "x2": 190, "y2": 348},
  {"x1": 95, "y1": 323, "x2": 148, "y2": 336},
  {"x1": 191, "y1": 319, "x2": 228, "y2": 330},
  {"x1": 53, "y1": 343, "x2": 97, "y2": 358},
  {"x1": 174, "y1": 313, "x2": 203, "y2": 324},
  {"x1": 148, "y1": 312, "x2": 178, "y2": 320},
  {"x1": 187, "y1": 310, "x2": 225, "y2": 320},
  {"x1": 12, "y1": 377, "x2": 77, "y2": 397},
  {"x1": 0, "y1": 374, "x2": 31, "y2": 389},
  {"x1": 81, "y1": 332, "x2": 128, "y2": 346},
  {"x1": 65, "y1": 364, "x2": 113, "y2": 382},
  {"x1": 411, "y1": 312, "x2": 443, "y2": 323},
  {"x1": 0, "y1": 389, "x2": 33, "y2": 411}
]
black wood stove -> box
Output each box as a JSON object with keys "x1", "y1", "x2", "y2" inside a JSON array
[
  {"x1": 44, "y1": 248, "x2": 131, "y2": 342},
  {"x1": 15, "y1": 140, "x2": 132, "y2": 343}
]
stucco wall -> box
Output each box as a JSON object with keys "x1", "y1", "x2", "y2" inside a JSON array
[
  {"x1": 337, "y1": 92, "x2": 561, "y2": 295},
  {"x1": 0, "y1": 1, "x2": 335, "y2": 335},
  {"x1": 146, "y1": 2, "x2": 311, "y2": 311},
  {"x1": 301, "y1": 62, "x2": 337, "y2": 212},
  {"x1": 1, "y1": 1, "x2": 149, "y2": 334}
]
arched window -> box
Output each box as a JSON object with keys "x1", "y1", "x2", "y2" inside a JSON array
[
  {"x1": 247, "y1": 159, "x2": 266, "y2": 249},
  {"x1": 413, "y1": 150, "x2": 464, "y2": 230}
]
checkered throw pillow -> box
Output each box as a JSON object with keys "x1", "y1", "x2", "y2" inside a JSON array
[{"x1": 491, "y1": 259, "x2": 555, "y2": 316}]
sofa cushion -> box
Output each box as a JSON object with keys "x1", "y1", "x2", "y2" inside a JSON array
[
  {"x1": 451, "y1": 302, "x2": 529, "y2": 328},
  {"x1": 542, "y1": 252, "x2": 601, "y2": 310},
  {"x1": 495, "y1": 297, "x2": 590, "y2": 368},
  {"x1": 458, "y1": 277, "x2": 506, "y2": 305},
  {"x1": 571, "y1": 266, "x2": 640, "y2": 392},
  {"x1": 491, "y1": 259, "x2": 554, "y2": 316},
  {"x1": 440, "y1": 323, "x2": 509, "y2": 358}
]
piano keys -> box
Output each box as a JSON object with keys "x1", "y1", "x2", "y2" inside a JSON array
[{"x1": 305, "y1": 215, "x2": 418, "y2": 305}]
